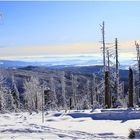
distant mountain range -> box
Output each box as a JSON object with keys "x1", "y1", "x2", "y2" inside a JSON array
[{"x1": 0, "y1": 59, "x2": 134, "y2": 70}]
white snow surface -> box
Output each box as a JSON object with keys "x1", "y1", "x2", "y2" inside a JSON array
[{"x1": 1, "y1": 108, "x2": 140, "y2": 140}]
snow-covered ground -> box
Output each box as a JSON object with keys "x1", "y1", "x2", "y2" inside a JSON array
[{"x1": 1, "y1": 109, "x2": 140, "y2": 140}]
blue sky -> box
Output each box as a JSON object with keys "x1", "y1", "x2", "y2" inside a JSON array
[{"x1": 0, "y1": 1, "x2": 139, "y2": 61}]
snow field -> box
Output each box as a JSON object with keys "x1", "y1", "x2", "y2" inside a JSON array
[{"x1": 0, "y1": 109, "x2": 140, "y2": 139}]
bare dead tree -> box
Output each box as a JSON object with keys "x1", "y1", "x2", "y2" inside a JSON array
[
  {"x1": 69, "y1": 97, "x2": 73, "y2": 110},
  {"x1": 135, "y1": 42, "x2": 140, "y2": 102},
  {"x1": 128, "y1": 68, "x2": 134, "y2": 108},
  {"x1": 115, "y1": 38, "x2": 119, "y2": 98},
  {"x1": 104, "y1": 71, "x2": 111, "y2": 108},
  {"x1": 100, "y1": 21, "x2": 106, "y2": 72},
  {"x1": 91, "y1": 73, "x2": 96, "y2": 106}
]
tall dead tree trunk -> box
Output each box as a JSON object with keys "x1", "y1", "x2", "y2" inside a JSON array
[
  {"x1": 135, "y1": 42, "x2": 140, "y2": 103},
  {"x1": 100, "y1": 21, "x2": 106, "y2": 72},
  {"x1": 113, "y1": 38, "x2": 119, "y2": 107},
  {"x1": 102, "y1": 21, "x2": 106, "y2": 72},
  {"x1": 128, "y1": 68, "x2": 134, "y2": 108},
  {"x1": 35, "y1": 93, "x2": 38, "y2": 110},
  {"x1": 138, "y1": 60, "x2": 140, "y2": 98},
  {"x1": 91, "y1": 73, "x2": 96, "y2": 106},
  {"x1": 138, "y1": 59, "x2": 140, "y2": 99},
  {"x1": 135, "y1": 42, "x2": 140, "y2": 82},
  {"x1": 105, "y1": 71, "x2": 111, "y2": 108},
  {"x1": 69, "y1": 97, "x2": 73, "y2": 110}
]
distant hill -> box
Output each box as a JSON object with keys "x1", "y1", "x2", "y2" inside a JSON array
[{"x1": 0, "y1": 59, "x2": 132, "y2": 70}]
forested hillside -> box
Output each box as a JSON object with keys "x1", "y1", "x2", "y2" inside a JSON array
[{"x1": 0, "y1": 65, "x2": 130, "y2": 112}]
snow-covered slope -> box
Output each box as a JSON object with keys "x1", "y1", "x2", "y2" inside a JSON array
[{"x1": 0, "y1": 109, "x2": 140, "y2": 140}]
